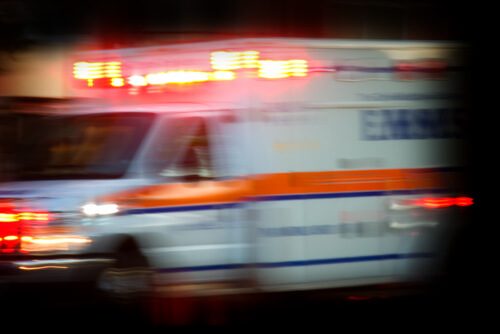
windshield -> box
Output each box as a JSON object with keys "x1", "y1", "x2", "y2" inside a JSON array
[{"x1": 14, "y1": 112, "x2": 155, "y2": 180}]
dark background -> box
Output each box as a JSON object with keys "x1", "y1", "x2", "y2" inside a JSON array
[{"x1": 0, "y1": 0, "x2": 474, "y2": 51}]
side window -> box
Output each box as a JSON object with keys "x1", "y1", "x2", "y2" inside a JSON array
[{"x1": 146, "y1": 117, "x2": 215, "y2": 181}]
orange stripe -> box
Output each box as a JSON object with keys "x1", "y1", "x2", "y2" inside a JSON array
[
  {"x1": 250, "y1": 168, "x2": 442, "y2": 198},
  {"x1": 99, "y1": 179, "x2": 254, "y2": 210},
  {"x1": 97, "y1": 168, "x2": 456, "y2": 210}
]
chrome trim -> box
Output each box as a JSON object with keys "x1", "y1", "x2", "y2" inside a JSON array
[{"x1": 9, "y1": 258, "x2": 114, "y2": 271}]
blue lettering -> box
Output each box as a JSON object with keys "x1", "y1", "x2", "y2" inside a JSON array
[
  {"x1": 361, "y1": 108, "x2": 462, "y2": 141},
  {"x1": 426, "y1": 109, "x2": 439, "y2": 138},
  {"x1": 361, "y1": 110, "x2": 379, "y2": 140},
  {"x1": 380, "y1": 109, "x2": 412, "y2": 139}
]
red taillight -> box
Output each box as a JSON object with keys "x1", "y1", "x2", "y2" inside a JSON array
[
  {"x1": 0, "y1": 211, "x2": 51, "y2": 223},
  {"x1": 455, "y1": 197, "x2": 474, "y2": 206},
  {"x1": 0, "y1": 208, "x2": 51, "y2": 253},
  {"x1": 420, "y1": 197, "x2": 455, "y2": 208},
  {"x1": 0, "y1": 212, "x2": 17, "y2": 222},
  {"x1": 418, "y1": 197, "x2": 473, "y2": 208}
]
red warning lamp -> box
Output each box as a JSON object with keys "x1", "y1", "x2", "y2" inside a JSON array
[
  {"x1": 0, "y1": 205, "x2": 52, "y2": 253},
  {"x1": 418, "y1": 197, "x2": 473, "y2": 208},
  {"x1": 72, "y1": 49, "x2": 309, "y2": 91}
]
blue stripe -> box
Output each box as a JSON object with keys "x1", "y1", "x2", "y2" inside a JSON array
[
  {"x1": 122, "y1": 202, "x2": 243, "y2": 215},
  {"x1": 254, "y1": 190, "x2": 385, "y2": 202},
  {"x1": 256, "y1": 253, "x2": 434, "y2": 268},
  {"x1": 255, "y1": 188, "x2": 448, "y2": 202},
  {"x1": 157, "y1": 253, "x2": 434, "y2": 273},
  {"x1": 255, "y1": 190, "x2": 389, "y2": 202}
]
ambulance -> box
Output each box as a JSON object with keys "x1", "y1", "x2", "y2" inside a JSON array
[{"x1": 0, "y1": 38, "x2": 471, "y2": 302}]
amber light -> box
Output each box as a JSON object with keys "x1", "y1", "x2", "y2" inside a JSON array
[
  {"x1": 73, "y1": 61, "x2": 122, "y2": 87},
  {"x1": 0, "y1": 212, "x2": 17, "y2": 223}
]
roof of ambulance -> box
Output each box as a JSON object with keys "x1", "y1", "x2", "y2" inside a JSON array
[{"x1": 74, "y1": 38, "x2": 463, "y2": 56}]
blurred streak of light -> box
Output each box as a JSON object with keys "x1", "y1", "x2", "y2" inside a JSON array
[{"x1": 19, "y1": 265, "x2": 68, "y2": 270}]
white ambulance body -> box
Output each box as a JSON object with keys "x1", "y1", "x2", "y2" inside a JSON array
[{"x1": 0, "y1": 39, "x2": 470, "y2": 295}]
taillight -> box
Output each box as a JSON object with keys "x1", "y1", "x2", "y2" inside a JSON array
[
  {"x1": 418, "y1": 197, "x2": 473, "y2": 208},
  {"x1": 1, "y1": 203, "x2": 91, "y2": 254},
  {"x1": 390, "y1": 196, "x2": 473, "y2": 210},
  {"x1": 419, "y1": 197, "x2": 455, "y2": 208},
  {"x1": 0, "y1": 206, "x2": 52, "y2": 253},
  {"x1": 17, "y1": 211, "x2": 51, "y2": 222},
  {"x1": 454, "y1": 197, "x2": 474, "y2": 206}
]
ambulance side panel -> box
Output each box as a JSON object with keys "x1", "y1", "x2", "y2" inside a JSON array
[{"x1": 235, "y1": 44, "x2": 465, "y2": 288}]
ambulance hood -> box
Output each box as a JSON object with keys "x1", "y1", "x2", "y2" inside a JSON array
[{"x1": 0, "y1": 179, "x2": 147, "y2": 213}]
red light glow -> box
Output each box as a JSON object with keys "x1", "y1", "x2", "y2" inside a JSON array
[
  {"x1": 73, "y1": 61, "x2": 122, "y2": 87},
  {"x1": 0, "y1": 212, "x2": 17, "y2": 223},
  {"x1": 73, "y1": 49, "x2": 308, "y2": 90},
  {"x1": 421, "y1": 197, "x2": 455, "y2": 208},
  {"x1": 0, "y1": 211, "x2": 51, "y2": 223},
  {"x1": 417, "y1": 197, "x2": 473, "y2": 208},
  {"x1": 1, "y1": 208, "x2": 52, "y2": 252},
  {"x1": 211, "y1": 51, "x2": 246, "y2": 70},
  {"x1": 455, "y1": 197, "x2": 474, "y2": 206},
  {"x1": 348, "y1": 296, "x2": 371, "y2": 301}
]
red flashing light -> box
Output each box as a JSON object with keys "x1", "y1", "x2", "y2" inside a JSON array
[
  {"x1": 0, "y1": 211, "x2": 51, "y2": 223},
  {"x1": 418, "y1": 197, "x2": 473, "y2": 208},
  {"x1": 421, "y1": 197, "x2": 455, "y2": 208},
  {"x1": 348, "y1": 296, "x2": 371, "y2": 301},
  {"x1": 455, "y1": 197, "x2": 474, "y2": 206},
  {"x1": 73, "y1": 49, "x2": 309, "y2": 90},
  {"x1": 110, "y1": 78, "x2": 125, "y2": 87},
  {"x1": 73, "y1": 61, "x2": 122, "y2": 87},
  {"x1": 1, "y1": 208, "x2": 52, "y2": 252},
  {"x1": 0, "y1": 212, "x2": 17, "y2": 223},
  {"x1": 211, "y1": 51, "x2": 247, "y2": 70},
  {"x1": 128, "y1": 75, "x2": 148, "y2": 87}
]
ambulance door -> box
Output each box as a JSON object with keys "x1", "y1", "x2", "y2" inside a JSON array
[
  {"x1": 253, "y1": 110, "x2": 307, "y2": 287},
  {"x1": 300, "y1": 108, "x2": 382, "y2": 285},
  {"x1": 138, "y1": 114, "x2": 245, "y2": 283},
  {"x1": 218, "y1": 107, "x2": 308, "y2": 287}
]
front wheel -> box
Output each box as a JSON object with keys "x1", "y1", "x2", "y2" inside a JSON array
[{"x1": 97, "y1": 247, "x2": 155, "y2": 308}]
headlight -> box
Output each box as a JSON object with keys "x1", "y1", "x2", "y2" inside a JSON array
[{"x1": 82, "y1": 203, "x2": 119, "y2": 217}]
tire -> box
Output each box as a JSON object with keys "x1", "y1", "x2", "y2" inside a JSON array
[{"x1": 97, "y1": 241, "x2": 154, "y2": 308}]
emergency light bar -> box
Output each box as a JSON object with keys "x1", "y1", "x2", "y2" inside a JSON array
[
  {"x1": 73, "y1": 61, "x2": 123, "y2": 87},
  {"x1": 73, "y1": 50, "x2": 308, "y2": 89}
]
